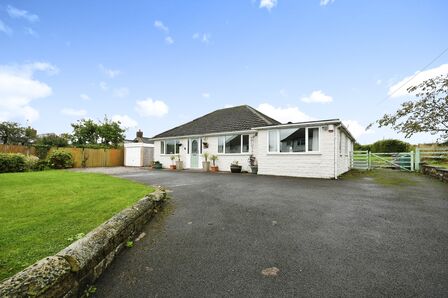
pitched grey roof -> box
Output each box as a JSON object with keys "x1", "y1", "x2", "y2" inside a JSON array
[{"x1": 153, "y1": 105, "x2": 281, "y2": 138}]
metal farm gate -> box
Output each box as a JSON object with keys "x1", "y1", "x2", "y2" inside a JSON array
[
  {"x1": 351, "y1": 147, "x2": 448, "y2": 172},
  {"x1": 352, "y1": 151, "x2": 414, "y2": 171}
]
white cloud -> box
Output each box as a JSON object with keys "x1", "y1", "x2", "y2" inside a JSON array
[
  {"x1": 342, "y1": 120, "x2": 374, "y2": 138},
  {"x1": 24, "y1": 27, "x2": 38, "y2": 37},
  {"x1": 112, "y1": 114, "x2": 138, "y2": 129},
  {"x1": 165, "y1": 36, "x2": 174, "y2": 45},
  {"x1": 376, "y1": 79, "x2": 382, "y2": 85},
  {"x1": 0, "y1": 19, "x2": 12, "y2": 35},
  {"x1": 202, "y1": 92, "x2": 210, "y2": 98},
  {"x1": 7, "y1": 5, "x2": 39, "y2": 22},
  {"x1": 260, "y1": 0, "x2": 278, "y2": 10},
  {"x1": 257, "y1": 103, "x2": 314, "y2": 123},
  {"x1": 61, "y1": 108, "x2": 87, "y2": 117},
  {"x1": 80, "y1": 94, "x2": 90, "y2": 101},
  {"x1": 154, "y1": 20, "x2": 169, "y2": 33},
  {"x1": 388, "y1": 64, "x2": 448, "y2": 98},
  {"x1": 320, "y1": 0, "x2": 335, "y2": 6},
  {"x1": 99, "y1": 64, "x2": 121, "y2": 78},
  {"x1": 99, "y1": 81, "x2": 108, "y2": 91},
  {"x1": 136, "y1": 98, "x2": 169, "y2": 117},
  {"x1": 112, "y1": 87, "x2": 129, "y2": 98},
  {"x1": 224, "y1": 104, "x2": 234, "y2": 108},
  {"x1": 0, "y1": 62, "x2": 56, "y2": 122},
  {"x1": 301, "y1": 90, "x2": 333, "y2": 103},
  {"x1": 193, "y1": 32, "x2": 211, "y2": 44}
]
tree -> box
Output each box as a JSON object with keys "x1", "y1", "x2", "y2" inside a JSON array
[
  {"x1": 35, "y1": 133, "x2": 70, "y2": 147},
  {"x1": 98, "y1": 116, "x2": 125, "y2": 147},
  {"x1": 71, "y1": 119, "x2": 99, "y2": 145},
  {"x1": 0, "y1": 122, "x2": 25, "y2": 144},
  {"x1": 370, "y1": 74, "x2": 448, "y2": 142},
  {"x1": 70, "y1": 117, "x2": 125, "y2": 147}
]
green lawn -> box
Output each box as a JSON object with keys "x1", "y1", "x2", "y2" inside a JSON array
[{"x1": 0, "y1": 170, "x2": 154, "y2": 281}]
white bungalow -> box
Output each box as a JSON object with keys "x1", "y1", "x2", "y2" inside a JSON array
[{"x1": 151, "y1": 105, "x2": 354, "y2": 179}]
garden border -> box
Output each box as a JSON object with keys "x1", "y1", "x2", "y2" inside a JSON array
[{"x1": 0, "y1": 189, "x2": 167, "y2": 297}]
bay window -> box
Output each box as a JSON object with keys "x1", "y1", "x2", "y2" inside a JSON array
[
  {"x1": 268, "y1": 127, "x2": 320, "y2": 153},
  {"x1": 218, "y1": 134, "x2": 250, "y2": 154}
]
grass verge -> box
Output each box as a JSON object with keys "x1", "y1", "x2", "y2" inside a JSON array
[
  {"x1": 0, "y1": 170, "x2": 154, "y2": 281},
  {"x1": 340, "y1": 168, "x2": 419, "y2": 186}
]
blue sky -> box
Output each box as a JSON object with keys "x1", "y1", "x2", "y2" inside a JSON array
[{"x1": 0, "y1": 0, "x2": 447, "y2": 144}]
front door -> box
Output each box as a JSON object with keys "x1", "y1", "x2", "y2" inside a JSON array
[{"x1": 190, "y1": 139, "x2": 199, "y2": 168}]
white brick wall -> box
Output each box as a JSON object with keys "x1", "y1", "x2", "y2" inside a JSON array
[
  {"x1": 153, "y1": 126, "x2": 354, "y2": 178},
  {"x1": 256, "y1": 128, "x2": 336, "y2": 178},
  {"x1": 336, "y1": 128, "x2": 353, "y2": 176},
  {"x1": 154, "y1": 134, "x2": 256, "y2": 171}
]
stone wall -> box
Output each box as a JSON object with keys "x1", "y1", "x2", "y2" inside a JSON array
[
  {"x1": 0, "y1": 190, "x2": 167, "y2": 297},
  {"x1": 421, "y1": 163, "x2": 448, "y2": 183}
]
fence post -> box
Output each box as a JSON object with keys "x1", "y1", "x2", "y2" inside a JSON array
[
  {"x1": 415, "y1": 148, "x2": 420, "y2": 171},
  {"x1": 410, "y1": 151, "x2": 414, "y2": 172},
  {"x1": 368, "y1": 151, "x2": 371, "y2": 170}
]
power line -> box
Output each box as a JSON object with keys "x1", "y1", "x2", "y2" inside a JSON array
[{"x1": 377, "y1": 46, "x2": 448, "y2": 105}]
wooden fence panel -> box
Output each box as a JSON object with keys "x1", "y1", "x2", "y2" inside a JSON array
[
  {"x1": 106, "y1": 149, "x2": 124, "y2": 167},
  {"x1": 0, "y1": 144, "x2": 36, "y2": 155},
  {"x1": 0, "y1": 144, "x2": 123, "y2": 168}
]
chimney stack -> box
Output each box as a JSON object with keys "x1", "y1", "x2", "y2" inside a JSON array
[{"x1": 136, "y1": 129, "x2": 143, "y2": 138}]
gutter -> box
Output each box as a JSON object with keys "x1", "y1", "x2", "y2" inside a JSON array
[
  {"x1": 150, "y1": 129, "x2": 256, "y2": 141},
  {"x1": 253, "y1": 119, "x2": 341, "y2": 131}
]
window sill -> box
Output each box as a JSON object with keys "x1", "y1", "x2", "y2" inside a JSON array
[
  {"x1": 267, "y1": 152, "x2": 322, "y2": 155},
  {"x1": 217, "y1": 153, "x2": 251, "y2": 156}
]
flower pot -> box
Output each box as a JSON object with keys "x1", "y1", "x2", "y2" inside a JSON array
[
  {"x1": 210, "y1": 165, "x2": 219, "y2": 172},
  {"x1": 230, "y1": 165, "x2": 242, "y2": 173},
  {"x1": 202, "y1": 161, "x2": 210, "y2": 172},
  {"x1": 170, "y1": 164, "x2": 177, "y2": 170},
  {"x1": 153, "y1": 162, "x2": 162, "y2": 169},
  {"x1": 176, "y1": 160, "x2": 183, "y2": 170},
  {"x1": 250, "y1": 165, "x2": 258, "y2": 174}
]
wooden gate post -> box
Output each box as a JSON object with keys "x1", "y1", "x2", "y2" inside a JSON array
[{"x1": 410, "y1": 151, "x2": 414, "y2": 172}]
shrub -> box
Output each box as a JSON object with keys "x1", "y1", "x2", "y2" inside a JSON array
[
  {"x1": 370, "y1": 139, "x2": 411, "y2": 153},
  {"x1": 24, "y1": 155, "x2": 39, "y2": 171},
  {"x1": 0, "y1": 153, "x2": 27, "y2": 173},
  {"x1": 34, "y1": 160, "x2": 49, "y2": 171},
  {"x1": 47, "y1": 150, "x2": 74, "y2": 169}
]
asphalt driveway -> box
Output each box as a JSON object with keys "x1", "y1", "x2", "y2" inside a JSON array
[{"x1": 84, "y1": 168, "x2": 448, "y2": 297}]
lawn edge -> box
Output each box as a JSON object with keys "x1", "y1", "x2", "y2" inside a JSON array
[{"x1": 0, "y1": 188, "x2": 167, "y2": 298}]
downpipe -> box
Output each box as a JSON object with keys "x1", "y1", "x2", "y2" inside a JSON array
[{"x1": 334, "y1": 124, "x2": 342, "y2": 179}]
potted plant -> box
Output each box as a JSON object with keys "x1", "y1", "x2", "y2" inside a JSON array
[
  {"x1": 230, "y1": 161, "x2": 242, "y2": 173},
  {"x1": 210, "y1": 155, "x2": 219, "y2": 172},
  {"x1": 153, "y1": 161, "x2": 162, "y2": 169},
  {"x1": 202, "y1": 152, "x2": 210, "y2": 172},
  {"x1": 248, "y1": 155, "x2": 258, "y2": 174},
  {"x1": 176, "y1": 155, "x2": 183, "y2": 170},
  {"x1": 169, "y1": 155, "x2": 177, "y2": 170}
]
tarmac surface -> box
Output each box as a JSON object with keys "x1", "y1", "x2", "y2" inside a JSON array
[{"x1": 76, "y1": 168, "x2": 448, "y2": 297}]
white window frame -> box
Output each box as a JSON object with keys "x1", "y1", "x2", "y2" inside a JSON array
[
  {"x1": 217, "y1": 134, "x2": 251, "y2": 155},
  {"x1": 267, "y1": 126, "x2": 321, "y2": 154},
  {"x1": 160, "y1": 139, "x2": 181, "y2": 155}
]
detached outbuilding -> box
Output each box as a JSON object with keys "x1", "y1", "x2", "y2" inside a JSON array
[
  {"x1": 124, "y1": 130, "x2": 154, "y2": 167},
  {"x1": 151, "y1": 105, "x2": 355, "y2": 179}
]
